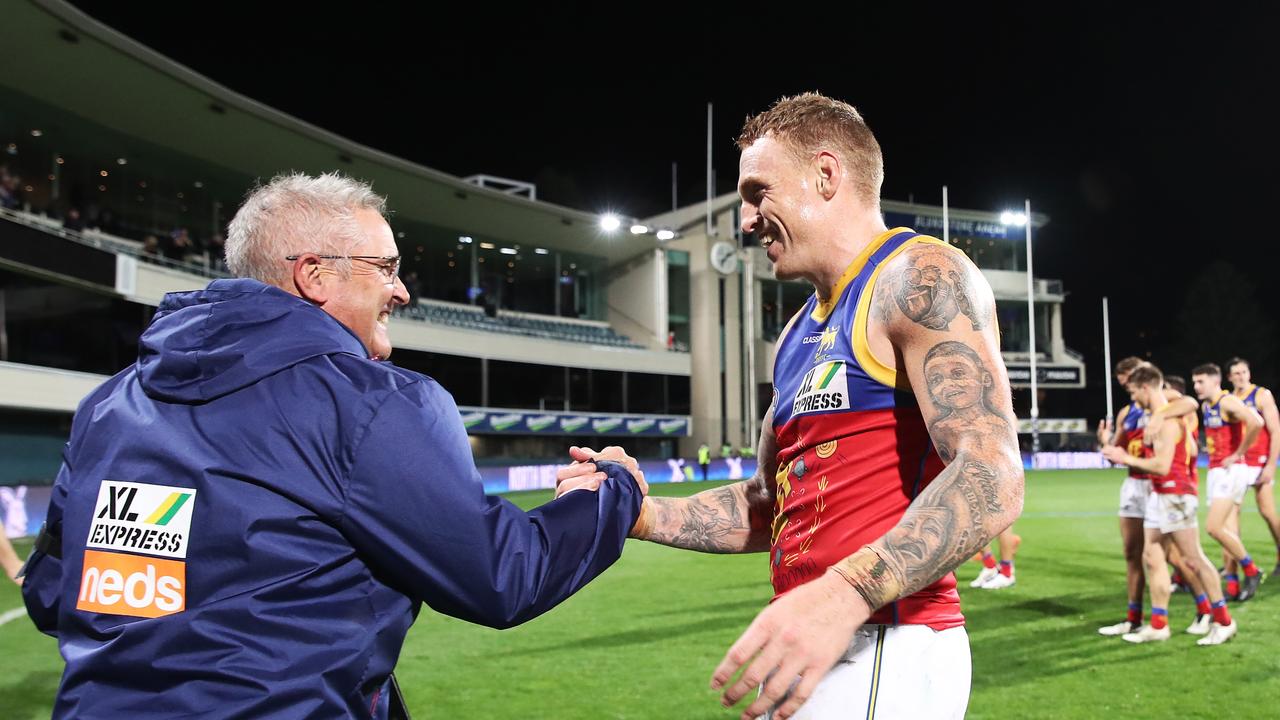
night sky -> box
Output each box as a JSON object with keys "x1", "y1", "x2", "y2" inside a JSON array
[{"x1": 66, "y1": 3, "x2": 1280, "y2": 416}]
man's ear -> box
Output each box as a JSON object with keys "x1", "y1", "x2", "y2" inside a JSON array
[
  {"x1": 814, "y1": 151, "x2": 841, "y2": 201},
  {"x1": 292, "y1": 254, "x2": 331, "y2": 305}
]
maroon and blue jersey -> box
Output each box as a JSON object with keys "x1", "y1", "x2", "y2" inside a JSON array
[{"x1": 770, "y1": 227, "x2": 962, "y2": 630}]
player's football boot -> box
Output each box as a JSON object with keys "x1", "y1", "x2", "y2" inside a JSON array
[
  {"x1": 1196, "y1": 620, "x2": 1238, "y2": 646},
  {"x1": 1121, "y1": 624, "x2": 1170, "y2": 643}
]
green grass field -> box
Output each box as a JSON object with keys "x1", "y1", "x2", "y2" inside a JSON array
[{"x1": 3, "y1": 469, "x2": 1279, "y2": 718}]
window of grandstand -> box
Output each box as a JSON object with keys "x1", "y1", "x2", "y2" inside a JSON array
[
  {"x1": 0, "y1": 266, "x2": 149, "y2": 375},
  {"x1": 389, "y1": 350, "x2": 687, "y2": 415},
  {"x1": 997, "y1": 300, "x2": 1052, "y2": 357},
  {"x1": 0, "y1": 408, "x2": 71, "y2": 487},
  {"x1": 945, "y1": 233, "x2": 1027, "y2": 272},
  {"x1": 760, "y1": 279, "x2": 812, "y2": 342},
  {"x1": 1, "y1": 87, "x2": 245, "y2": 271},
  {"x1": 399, "y1": 218, "x2": 606, "y2": 319},
  {"x1": 2, "y1": 87, "x2": 614, "y2": 321},
  {"x1": 666, "y1": 250, "x2": 691, "y2": 350}
]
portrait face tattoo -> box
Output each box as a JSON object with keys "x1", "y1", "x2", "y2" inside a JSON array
[{"x1": 925, "y1": 351, "x2": 991, "y2": 412}]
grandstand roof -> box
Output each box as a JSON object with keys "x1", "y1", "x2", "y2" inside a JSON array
[{"x1": 0, "y1": 0, "x2": 664, "y2": 264}]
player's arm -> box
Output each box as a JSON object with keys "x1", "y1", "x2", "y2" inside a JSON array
[
  {"x1": 1148, "y1": 393, "x2": 1196, "y2": 434},
  {"x1": 1221, "y1": 394, "x2": 1263, "y2": 464},
  {"x1": 1255, "y1": 388, "x2": 1280, "y2": 483},
  {"x1": 836, "y1": 243, "x2": 1024, "y2": 609},
  {"x1": 1098, "y1": 405, "x2": 1126, "y2": 448},
  {"x1": 620, "y1": 401, "x2": 777, "y2": 553},
  {"x1": 1103, "y1": 422, "x2": 1176, "y2": 476},
  {"x1": 619, "y1": 310, "x2": 802, "y2": 554},
  {"x1": 709, "y1": 244, "x2": 1023, "y2": 719}
]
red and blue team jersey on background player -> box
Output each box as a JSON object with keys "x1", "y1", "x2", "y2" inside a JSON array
[
  {"x1": 770, "y1": 227, "x2": 961, "y2": 631},
  {"x1": 1142, "y1": 415, "x2": 1199, "y2": 495},
  {"x1": 1203, "y1": 390, "x2": 1242, "y2": 468},
  {"x1": 1116, "y1": 402, "x2": 1150, "y2": 480},
  {"x1": 1237, "y1": 386, "x2": 1272, "y2": 467}
]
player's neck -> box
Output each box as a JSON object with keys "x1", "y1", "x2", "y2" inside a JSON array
[
  {"x1": 809, "y1": 209, "x2": 888, "y2": 303},
  {"x1": 1234, "y1": 384, "x2": 1254, "y2": 396}
]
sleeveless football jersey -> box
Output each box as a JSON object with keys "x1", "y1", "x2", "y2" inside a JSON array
[
  {"x1": 1116, "y1": 402, "x2": 1150, "y2": 480},
  {"x1": 1145, "y1": 414, "x2": 1199, "y2": 496},
  {"x1": 1237, "y1": 386, "x2": 1272, "y2": 467},
  {"x1": 1202, "y1": 390, "x2": 1242, "y2": 468},
  {"x1": 770, "y1": 227, "x2": 962, "y2": 631}
]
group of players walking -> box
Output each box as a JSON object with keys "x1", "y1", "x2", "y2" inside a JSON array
[{"x1": 1093, "y1": 356, "x2": 1279, "y2": 645}]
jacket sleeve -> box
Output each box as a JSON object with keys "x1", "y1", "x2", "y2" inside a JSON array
[
  {"x1": 338, "y1": 380, "x2": 643, "y2": 629},
  {"x1": 21, "y1": 463, "x2": 69, "y2": 636}
]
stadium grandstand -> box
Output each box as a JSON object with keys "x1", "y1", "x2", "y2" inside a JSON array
[{"x1": 0, "y1": 0, "x2": 1096, "y2": 524}]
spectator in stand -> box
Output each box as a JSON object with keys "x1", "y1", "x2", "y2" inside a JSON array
[
  {"x1": 0, "y1": 167, "x2": 21, "y2": 209},
  {"x1": 165, "y1": 227, "x2": 195, "y2": 262},
  {"x1": 62, "y1": 208, "x2": 85, "y2": 232},
  {"x1": 142, "y1": 234, "x2": 161, "y2": 259}
]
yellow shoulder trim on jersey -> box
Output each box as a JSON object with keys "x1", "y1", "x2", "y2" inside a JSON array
[
  {"x1": 810, "y1": 227, "x2": 911, "y2": 322},
  {"x1": 852, "y1": 234, "x2": 952, "y2": 389}
]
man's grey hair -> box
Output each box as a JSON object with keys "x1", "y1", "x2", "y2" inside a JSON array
[{"x1": 225, "y1": 172, "x2": 388, "y2": 286}]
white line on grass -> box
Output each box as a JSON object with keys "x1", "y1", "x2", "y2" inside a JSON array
[{"x1": 0, "y1": 606, "x2": 27, "y2": 626}]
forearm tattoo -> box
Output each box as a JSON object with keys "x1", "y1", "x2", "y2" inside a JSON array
[
  {"x1": 887, "y1": 246, "x2": 991, "y2": 332},
  {"x1": 644, "y1": 482, "x2": 771, "y2": 553},
  {"x1": 831, "y1": 546, "x2": 903, "y2": 611},
  {"x1": 866, "y1": 340, "x2": 1020, "y2": 602}
]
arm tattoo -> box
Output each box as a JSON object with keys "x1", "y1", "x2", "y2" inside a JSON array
[
  {"x1": 864, "y1": 340, "x2": 1020, "y2": 603},
  {"x1": 889, "y1": 247, "x2": 990, "y2": 332},
  {"x1": 644, "y1": 482, "x2": 772, "y2": 553}
]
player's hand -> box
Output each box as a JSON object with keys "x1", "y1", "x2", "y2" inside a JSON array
[
  {"x1": 710, "y1": 569, "x2": 870, "y2": 720},
  {"x1": 1256, "y1": 464, "x2": 1275, "y2": 487},
  {"x1": 1096, "y1": 418, "x2": 1113, "y2": 446},
  {"x1": 1101, "y1": 445, "x2": 1128, "y2": 466},
  {"x1": 568, "y1": 445, "x2": 648, "y2": 496},
  {"x1": 1223, "y1": 452, "x2": 1244, "y2": 467},
  {"x1": 555, "y1": 459, "x2": 607, "y2": 498}
]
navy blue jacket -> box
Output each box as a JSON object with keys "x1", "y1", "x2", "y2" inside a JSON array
[{"x1": 22, "y1": 278, "x2": 642, "y2": 719}]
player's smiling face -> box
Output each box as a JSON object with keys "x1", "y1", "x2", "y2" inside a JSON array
[{"x1": 738, "y1": 135, "x2": 819, "y2": 281}]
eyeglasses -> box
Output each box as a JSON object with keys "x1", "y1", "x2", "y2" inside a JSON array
[{"x1": 286, "y1": 254, "x2": 401, "y2": 283}]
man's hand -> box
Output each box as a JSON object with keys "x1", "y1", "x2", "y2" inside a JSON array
[
  {"x1": 554, "y1": 460, "x2": 608, "y2": 498},
  {"x1": 1222, "y1": 451, "x2": 1245, "y2": 467},
  {"x1": 566, "y1": 445, "x2": 648, "y2": 496},
  {"x1": 1096, "y1": 418, "x2": 1113, "y2": 447},
  {"x1": 710, "y1": 570, "x2": 870, "y2": 720},
  {"x1": 1256, "y1": 464, "x2": 1274, "y2": 487},
  {"x1": 1101, "y1": 445, "x2": 1130, "y2": 466}
]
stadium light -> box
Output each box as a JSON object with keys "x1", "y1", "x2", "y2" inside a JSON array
[
  {"x1": 534, "y1": 248, "x2": 549, "y2": 255},
  {"x1": 458, "y1": 236, "x2": 473, "y2": 244},
  {"x1": 599, "y1": 213, "x2": 621, "y2": 232},
  {"x1": 655, "y1": 229, "x2": 675, "y2": 241},
  {"x1": 1000, "y1": 210, "x2": 1028, "y2": 227},
  {"x1": 630, "y1": 224, "x2": 649, "y2": 235},
  {"x1": 499, "y1": 247, "x2": 517, "y2": 255}
]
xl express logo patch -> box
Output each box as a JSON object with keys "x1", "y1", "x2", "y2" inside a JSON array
[
  {"x1": 78, "y1": 481, "x2": 196, "y2": 619},
  {"x1": 791, "y1": 361, "x2": 850, "y2": 416}
]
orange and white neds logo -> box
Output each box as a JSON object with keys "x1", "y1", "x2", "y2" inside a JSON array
[
  {"x1": 77, "y1": 550, "x2": 185, "y2": 617},
  {"x1": 77, "y1": 481, "x2": 196, "y2": 619}
]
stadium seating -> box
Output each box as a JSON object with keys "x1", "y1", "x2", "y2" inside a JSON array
[{"x1": 394, "y1": 301, "x2": 646, "y2": 348}]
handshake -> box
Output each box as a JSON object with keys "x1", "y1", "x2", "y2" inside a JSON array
[
  {"x1": 554, "y1": 445, "x2": 648, "y2": 498},
  {"x1": 554, "y1": 445, "x2": 653, "y2": 538}
]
